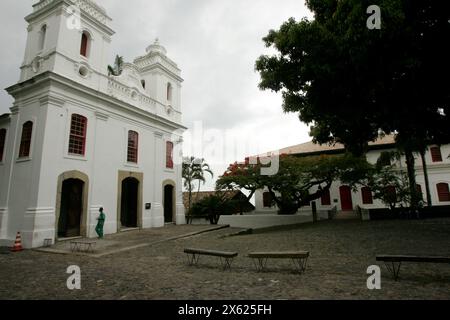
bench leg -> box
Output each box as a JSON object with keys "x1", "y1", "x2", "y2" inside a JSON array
[
  {"x1": 384, "y1": 262, "x2": 402, "y2": 281},
  {"x1": 186, "y1": 253, "x2": 200, "y2": 266},
  {"x1": 252, "y1": 258, "x2": 268, "y2": 272},
  {"x1": 219, "y1": 257, "x2": 234, "y2": 270},
  {"x1": 291, "y1": 257, "x2": 308, "y2": 274}
]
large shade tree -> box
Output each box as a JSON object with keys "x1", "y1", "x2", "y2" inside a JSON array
[
  {"x1": 217, "y1": 154, "x2": 370, "y2": 215},
  {"x1": 256, "y1": 0, "x2": 450, "y2": 214}
]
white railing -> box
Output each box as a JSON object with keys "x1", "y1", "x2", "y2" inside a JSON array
[
  {"x1": 107, "y1": 78, "x2": 182, "y2": 123},
  {"x1": 34, "y1": 0, "x2": 108, "y2": 25}
]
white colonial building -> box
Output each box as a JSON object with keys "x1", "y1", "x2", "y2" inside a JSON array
[
  {"x1": 254, "y1": 136, "x2": 450, "y2": 215},
  {"x1": 0, "y1": 0, "x2": 186, "y2": 248}
]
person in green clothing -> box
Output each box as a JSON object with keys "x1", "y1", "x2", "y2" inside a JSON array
[{"x1": 95, "y1": 207, "x2": 106, "y2": 239}]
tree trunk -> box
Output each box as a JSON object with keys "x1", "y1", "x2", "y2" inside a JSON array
[
  {"x1": 404, "y1": 149, "x2": 420, "y2": 218},
  {"x1": 188, "y1": 184, "x2": 192, "y2": 213},
  {"x1": 420, "y1": 150, "x2": 432, "y2": 207}
]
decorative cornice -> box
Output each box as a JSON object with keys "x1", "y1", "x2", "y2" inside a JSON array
[
  {"x1": 39, "y1": 95, "x2": 66, "y2": 107},
  {"x1": 28, "y1": 0, "x2": 114, "y2": 36},
  {"x1": 95, "y1": 111, "x2": 109, "y2": 121},
  {"x1": 10, "y1": 105, "x2": 19, "y2": 115}
]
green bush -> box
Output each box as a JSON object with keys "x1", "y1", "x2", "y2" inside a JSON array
[{"x1": 189, "y1": 195, "x2": 234, "y2": 224}]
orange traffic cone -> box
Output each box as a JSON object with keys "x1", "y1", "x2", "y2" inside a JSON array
[{"x1": 10, "y1": 232, "x2": 23, "y2": 252}]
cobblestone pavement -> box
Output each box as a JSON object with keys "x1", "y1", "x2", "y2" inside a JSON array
[{"x1": 1, "y1": 219, "x2": 450, "y2": 300}]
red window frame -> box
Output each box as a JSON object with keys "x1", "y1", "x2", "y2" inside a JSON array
[
  {"x1": 68, "y1": 114, "x2": 87, "y2": 156},
  {"x1": 416, "y1": 184, "x2": 424, "y2": 201},
  {"x1": 80, "y1": 32, "x2": 89, "y2": 57},
  {"x1": 127, "y1": 130, "x2": 139, "y2": 163},
  {"x1": 361, "y1": 187, "x2": 373, "y2": 204},
  {"x1": 166, "y1": 141, "x2": 174, "y2": 169},
  {"x1": 321, "y1": 189, "x2": 331, "y2": 206},
  {"x1": 263, "y1": 192, "x2": 272, "y2": 208},
  {"x1": 18, "y1": 121, "x2": 33, "y2": 158},
  {"x1": 437, "y1": 183, "x2": 450, "y2": 202},
  {"x1": 430, "y1": 146, "x2": 443, "y2": 162},
  {"x1": 0, "y1": 128, "x2": 6, "y2": 162}
]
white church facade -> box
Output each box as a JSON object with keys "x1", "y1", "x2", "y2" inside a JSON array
[
  {"x1": 254, "y1": 136, "x2": 450, "y2": 215},
  {"x1": 0, "y1": 0, "x2": 186, "y2": 248}
]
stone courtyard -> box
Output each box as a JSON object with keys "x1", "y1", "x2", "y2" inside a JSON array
[{"x1": 0, "y1": 218, "x2": 449, "y2": 300}]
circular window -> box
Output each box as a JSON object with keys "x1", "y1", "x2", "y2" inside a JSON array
[{"x1": 78, "y1": 65, "x2": 89, "y2": 77}]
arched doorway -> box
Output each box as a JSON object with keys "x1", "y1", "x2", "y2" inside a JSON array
[
  {"x1": 58, "y1": 179, "x2": 84, "y2": 238},
  {"x1": 339, "y1": 185, "x2": 353, "y2": 211},
  {"x1": 55, "y1": 171, "x2": 89, "y2": 240},
  {"x1": 164, "y1": 184, "x2": 174, "y2": 223},
  {"x1": 120, "y1": 177, "x2": 139, "y2": 228}
]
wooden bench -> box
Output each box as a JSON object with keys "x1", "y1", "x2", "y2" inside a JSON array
[
  {"x1": 184, "y1": 248, "x2": 238, "y2": 270},
  {"x1": 70, "y1": 240, "x2": 96, "y2": 253},
  {"x1": 376, "y1": 255, "x2": 450, "y2": 280},
  {"x1": 248, "y1": 251, "x2": 310, "y2": 274}
]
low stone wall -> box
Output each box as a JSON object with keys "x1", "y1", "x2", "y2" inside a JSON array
[{"x1": 218, "y1": 213, "x2": 314, "y2": 230}]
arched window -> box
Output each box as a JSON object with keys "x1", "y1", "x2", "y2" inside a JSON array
[
  {"x1": 19, "y1": 121, "x2": 33, "y2": 158},
  {"x1": 80, "y1": 32, "x2": 90, "y2": 57},
  {"x1": 166, "y1": 83, "x2": 172, "y2": 101},
  {"x1": 361, "y1": 187, "x2": 373, "y2": 204},
  {"x1": 68, "y1": 114, "x2": 87, "y2": 156},
  {"x1": 321, "y1": 189, "x2": 331, "y2": 206},
  {"x1": 166, "y1": 141, "x2": 174, "y2": 169},
  {"x1": 430, "y1": 146, "x2": 443, "y2": 162},
  {"x1": 39, "y1": 25, "x2": 47, "y2": 51},
  {"x1": 263, "y1": 192, "x2": 273, "y2": 208},
  {"x1": 141, "y1": 80, "x2": 146, "y2": 89},
  {"x1": 127, "y1": 131, "x2": 139, "y2": 163},
  {"x1": 0, "y1": 128, "x2": 6, "y2": 162},
  {"x1": 437, "y1": 183, "x2": 450, "y2": 202}
]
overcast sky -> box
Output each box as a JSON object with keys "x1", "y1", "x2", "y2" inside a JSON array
[{"x1": 0, "y1": 0, "x2": 313, "y2": 191}]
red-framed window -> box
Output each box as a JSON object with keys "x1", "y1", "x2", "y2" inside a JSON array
[
  {"x1": 385, "y1": 186, "x2": 397, "y2": 202},
  {"x1": 18, "y1": 121, "x2": 33, "y2": 158},
  {"x1": 321, "y1": 189, "x2": 331, "y2": 206},
  {"x1": 430, "y1": 146, "x2": 443, "y2": 162},
  {"x1": 166, "y1": 141, "x2": 174, "y2": 169},
  {"x1": 416, "y1": 184, "x2": 424, "y2": 201},
  {"x1": 127, "y1": 130, "x2": 139, "y2": 163},
  {"x1": 361, "y1": 187, "x2": 373, "y2": 204},
  {"x1": 437, "y1": 183, "x2": 450, "y2": 202},
  {"x1": 80, "y1": 32, "x2": 89, "y2": 57},
  {"x1": 0, "y1": 128, "x2": 6, "y2": 161},
  {"x1": 263, "y1": 192, "x2": 272, "y2": 208},
  {"x1": 68, "y1": 114, "x2": 87, "y2": 156}
]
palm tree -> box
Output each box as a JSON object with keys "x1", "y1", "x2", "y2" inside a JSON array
[
  {"x1": 182, "y1": 157, "x2": 214, "y2": 212},
  {"x1": 182, "y1": 157, "x2": 197, "y2": 212},
  {"x1": 193, "y1": 158, "x2": 214, "y2": 201},
  {"x1": 108, "y1": 55, "x2": 124, "y2": 76}
]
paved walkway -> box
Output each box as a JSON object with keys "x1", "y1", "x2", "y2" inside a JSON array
[
  {"x1": 1, "y1": 219, "x2": 450, "y2": 299},
  {"x1": 36, "y1": 224, "x2": 233, "y2": 257}
]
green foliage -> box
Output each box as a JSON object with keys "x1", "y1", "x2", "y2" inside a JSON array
[
  {"x1": 108, "y1": 55, "x2": 124, "y2": 76},
  {"x1": 189, "y1": 194, "x2": 234, "y2": 225},
  {"x1": 217, "y1": 154, "x2": 369, "y2": 215},
  {"x1": 182, "y1": 157, "x2": 213, "y2": 211},
  {"x1": 256, "y1": 0, "x2": 450, "y2": 211}
]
